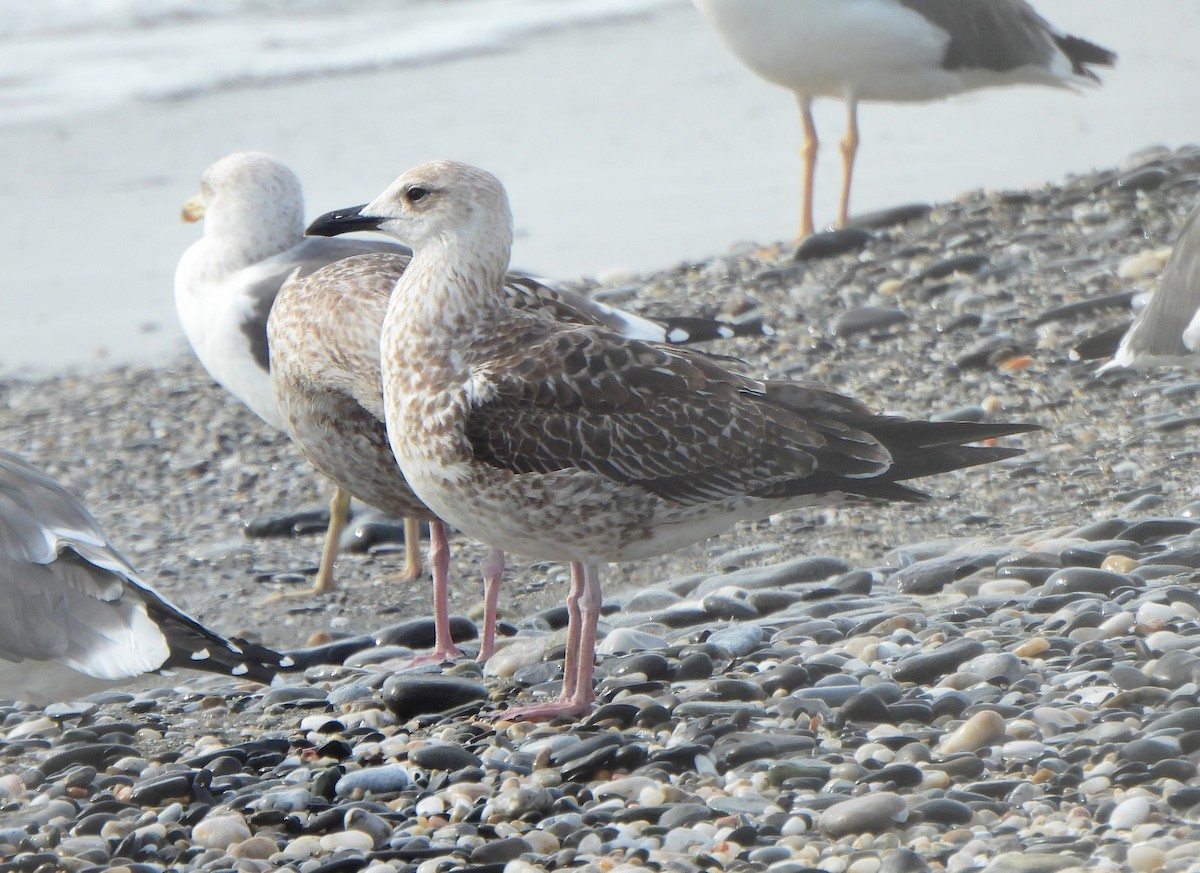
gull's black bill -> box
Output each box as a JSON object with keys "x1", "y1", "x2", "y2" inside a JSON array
[{"x1": 306, "y1": 204, "x2": 378, "y2": 237}]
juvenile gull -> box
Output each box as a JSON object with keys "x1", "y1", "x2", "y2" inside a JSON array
[
  {"x1": 691, "y1": 0, "x2": 1116, "y2": 237},
  {"x1": 269, "y1": 252, "x2": 770, "y2": 661},
  {"x1": 175, "y1": 151, "x2": 417, "y2": 595},
  {"x1": 0, "y1": 450, "x2": 290, "y2": 703},
  {"x1": 1097, "y1": 202, "x2": 1200, "y2": 373},
  {"x1": 307, "y1": 160, "x2": 1038, "y2": 720}
]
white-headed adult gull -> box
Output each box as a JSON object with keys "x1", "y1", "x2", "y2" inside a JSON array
[
  {"x1": 174, "y1": 151, "x2": 415, "y2": 596},
  {"x1": 691, "y1": 0, "x2": 1116, "y2": 237}
]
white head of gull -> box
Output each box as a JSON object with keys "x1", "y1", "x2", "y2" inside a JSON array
[
  {"x1": 690, "y1": 0, "x2": 1117, "y2": 238},
  {"x1": 307, "y1": 159, "x2": 1038, "y2": 720},
  {"x1": 0, "y1": 450, "x2": 290, "y2": 703}
]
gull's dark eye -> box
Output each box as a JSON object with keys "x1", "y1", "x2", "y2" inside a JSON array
[{"x1": 406, "y1": 186, "x2": 429, "y2": 204}]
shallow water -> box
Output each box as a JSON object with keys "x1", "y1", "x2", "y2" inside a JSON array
[{"x1": 0, "y1": 0, "x2": 1196, "y2": 376}]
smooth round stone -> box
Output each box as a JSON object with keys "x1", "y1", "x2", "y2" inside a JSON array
[
  {"x1": 879, "y1": 847, "x2": 930, "y2": 873},
  {"x1": 979, "y1": 579, "x2": 1030, "y2": 597},
  {"x1": 696, "y1": 556, "x2": 851, "y2": 597},
  {"x1": 830, "y1": 306, "x2": 910, "y2": 338},
  {"x1": 962, "y1": 653, "x2": 1024, "y2": 684},
  {"x1": 1120, "y1": 736, "x2": 1181, "y2": 764},
  {"x1": 1126, "y1": 845, "x2": 1166, "y2": 873},
  {"x1": 382, "y1": 675, "x2": 487, "y2": 719},
  {"x1": 667, "y1": 649, "x2": 711, "y2": 683},
  {"x1": 596, "y1": 627, "x2": 669, "y2": 655},
  {"x1": 916, "y1": 796, "x2": 974, "y2": 825},
  {"x1": 707, "y1": 625, "x2": 764, "y2": 657},
  {"x1": 1137, "y1": 602, "x2": 1178, "y2": 627},
  {"x1": 748, "y1": 846, "x2": 794, "y2": 865},
  {"x1": 1042, "y1": 567, "x2": 1132, "y2": 596},
  {"x1": 321, "y1": 829, "x2": 375, "y2": 852},
  {"x1": 484, "y1": 637, "x2": 548, "y2": 677},
  {"x1": 840, "y1": 692, "x2": 890, "y2": 723},
  {"x1": 622, "y1": 588, "x2": 681, "y2": 612},
  {"x1": 816, "y1": 792, "x2": 908, "y2": 838},
  {"x1": 485, "y1": 785, "x2": 555, "y2": 819},
  {"x1": 1147, "y1": 651, "x2": 1200, "y2": 687},
  {"x1": 982, "y1": 853, "x2": 1081, "y2": 873},
  {"x1": 770, "y1": 759, "x2": 833, "y2": 785},
  {"x1": 892, "y1": 639, "x2": 985, "y2": 684},
  {"x1": 607, "y1": 652, "x2": 673, "y2": 680},
  {"x1": 701, "y1": 591, "x2": 758, "y2": 621},
  {"x1": 345, "y1": 809, "x2": 391, "y2": 846},
  {"x1": 335, "y1": 765, "x2": 412, "y2": 797},
  {"x1": 657, "y1": 803, "x2": 714, "y2": 830},
  {"x1": 192, "y1": 813, "x2": 251, "y2": 849},
  {"x1": 257, "y1": 788, "x2": 311, "y2": 812},
  {"x1": 471, "y1": 836, "x2": 533, "y2": 864},
  {"x1": 1012, "y1": 638, "x2": 1050, "y2": 658},
  {"x1": 230, "y1": 835, "x2": 278, "y2": 859},
  {"x1": 1107, "y1": 795, "x2": 1151, "y2": 830},
  {"x1": 409, "y1": 744, "x2": 482, "y2": 771},
  {"x1": 939, "y1": 710, "x2": 1005, "y2": 755}
]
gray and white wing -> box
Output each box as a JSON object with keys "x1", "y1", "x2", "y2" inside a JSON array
[
  {"x1": 0, "y1": 451, "x2": 288, "y2": 698},
  {"x1": 1101, "y1": 204, "x2": 1200, "y2": 371},
  {"x1": 895, "y1": 0, "x2": 1113, "y2": 80}
]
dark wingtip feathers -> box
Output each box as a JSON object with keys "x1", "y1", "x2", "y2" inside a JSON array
[{"x1": 1054, "y1": 34, "x2": 1117, "y2": 80}]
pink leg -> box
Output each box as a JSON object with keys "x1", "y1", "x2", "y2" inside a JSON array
[
  {"x1": 477, "y1": 547, "x2": 505, "y2": 662},
  {"x1": 406, "y1": 520, "x2": 464, "y2": 666},
  {"x1": 502, "y1": 562, "x2": 600, "y2": 721},
  {"x1": 559, "y1": 561, "x2": 584, "y2": 699}
]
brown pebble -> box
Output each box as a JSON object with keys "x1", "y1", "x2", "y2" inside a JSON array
[{"x1": 1102, "y1": 554, "x2": 1138, "y2": 573}]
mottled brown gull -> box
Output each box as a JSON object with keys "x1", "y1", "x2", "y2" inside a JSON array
[
  {"x1": 269, "y1": 251, "x2": 770, "y2": 662},
  {"x1": 174, "y1": 151, "x2": 418, "y2": 596},
  {"x1": 307, "y1": 159, "x2": 1038, "y2": 720},
  {"x1": 0, "y1": 450, "x2": 290, "y2": 703},
  {"x1": 691, "y1": 0, "x2": 1116, "y2": 237}
]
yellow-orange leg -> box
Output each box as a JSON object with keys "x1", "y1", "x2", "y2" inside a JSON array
[
  {"x1": 837, "y1": 97, "x2": 860, "y2": 229},
  {"x1": 260, "y1": 484, "x2": 351, "y2": 605},
  {"x1": 311, "y1": 485, "x2": 352, "y2": 594},
  {"x1": 798, "y1": 94, "x2": 819, "y2": 239},
  {"x1": 398, "y1": 517, "x2": 424, "y2": 582}
]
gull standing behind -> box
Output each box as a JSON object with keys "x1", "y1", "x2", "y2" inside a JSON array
[
  {"x1": 174, "y1": 151, "x2": 420, "y2": 596},
  {"x1": 269, "y1": 252, "x2": 771, "y2": 662},
  {"x1": 690, "y1": 0, "x2": 1116, "y2": 238},
  {"x1": 307, "y1": 160, "x2": 1038, "y2": 721},
  {"x1": 0, "y1": 450, "x2": 291, "y2": 703},
  {"x1": 1097, "y1": 202, "x2": 1200, "y2": 373}
]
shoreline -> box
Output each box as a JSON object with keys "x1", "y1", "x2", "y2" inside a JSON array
[{"x1": 2, "y1": 1, "x2": 1199, "y2": 377}]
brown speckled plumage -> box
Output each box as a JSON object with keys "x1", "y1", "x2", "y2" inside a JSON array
[
  {"x1": 268, "y1": 248, "x2": 766, "y2": 661},
  {"x1": 307, "y1": 160, "x2": 1037, "y2": 719}
]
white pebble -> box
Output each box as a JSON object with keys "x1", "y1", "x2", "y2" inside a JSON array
[
  {"x1": 1108, "y1": 796, "x2": 1152, "y2": 830},
  {"x1": 192, "y1": 813, "x2": 251, "y2": 849}
]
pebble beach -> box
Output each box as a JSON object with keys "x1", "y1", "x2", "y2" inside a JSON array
[{"x1": 4, "y1": 146, "x2": 1200, "y2": 872}]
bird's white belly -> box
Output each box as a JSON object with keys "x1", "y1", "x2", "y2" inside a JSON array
[
  {"x1": 694, "y1": 0, "x2": 967, "y2": 101},
  {"x1": 395, "y1": 450, "x2": 803, "y2": 564}
]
